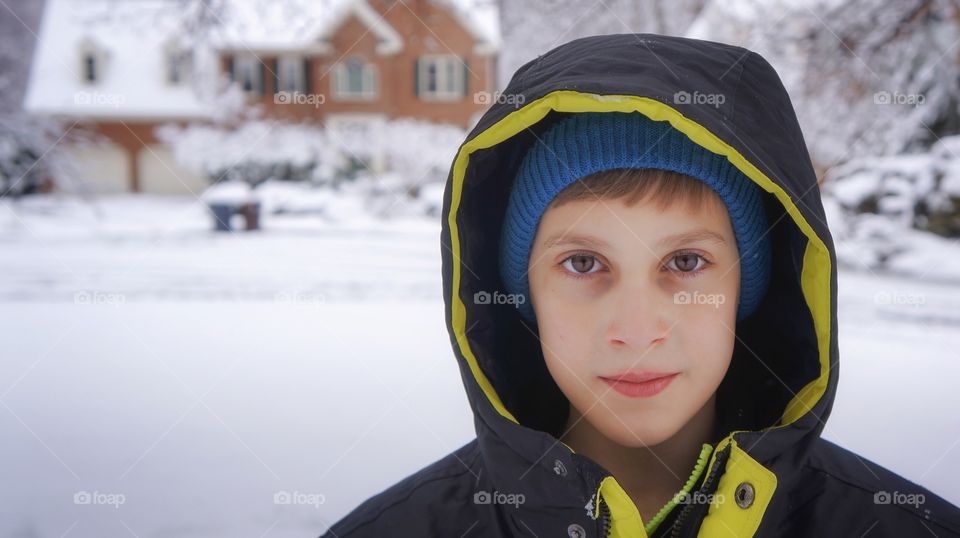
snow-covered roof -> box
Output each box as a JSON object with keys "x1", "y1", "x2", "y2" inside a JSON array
[
  {"x1": 23, "y1": 0, "x2": 500, "y2": 121},
  {"x1": 215, "y1": 0, "x2": 404, "y2": 55},
  {"x1": 24, "y1": 0, "x2": 217, "y2": 121},
  {"x1": 315, "y1": 0, "x2": 405, "y2": 55},
  {"x1": 215, "y1": 0, "x2": 499, "y2": 54},
  {"x1": 433, "y1": 0, "x2": 500, "y2": 55}
]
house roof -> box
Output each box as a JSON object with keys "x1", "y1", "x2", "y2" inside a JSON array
[
  {"x1": 24, "y1": 0, "x2": 217, "y2": 120},
  {"x1": 215, "y1": 0, "x2": 499, "y2": 55},
  {"x1": 314, "y1": 0, "x2": 405, "y2": 55}
]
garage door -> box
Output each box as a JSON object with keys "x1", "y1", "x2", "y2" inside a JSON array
[{"x1": 137, "y1": 145, "x2": 209, "y2": 195}]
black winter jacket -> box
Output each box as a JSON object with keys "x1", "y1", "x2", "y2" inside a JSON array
[{"x1": 322, "y1": 33, "x2": 960, "y2": 537}]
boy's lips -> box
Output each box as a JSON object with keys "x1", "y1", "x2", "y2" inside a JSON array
[
  {"x1": 602, "y1": 371, "x2": 679, "y2": 383},
  {"x1": 599, "y1": 371, "x2": 680, "y2": 398}
]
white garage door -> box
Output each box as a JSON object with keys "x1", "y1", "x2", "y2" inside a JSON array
[
  {"x1": 137, "y1": 145, "x2": 209, "y2": 195},
  {"x1": 65, "y1": 142, "x2": 130, "y2": 193}
]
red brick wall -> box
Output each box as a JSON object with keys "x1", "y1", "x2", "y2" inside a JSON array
[{"x1": 232, "y1": 0, "x2": 495, "y2": 127}]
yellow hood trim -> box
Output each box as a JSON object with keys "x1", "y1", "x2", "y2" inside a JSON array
[{"x1": 449, "y1": 90, "x2": 831, "y2": 430}]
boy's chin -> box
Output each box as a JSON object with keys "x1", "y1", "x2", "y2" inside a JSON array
[{"x1": 592, "y1": 416, "x2": 685, "y2": 449}]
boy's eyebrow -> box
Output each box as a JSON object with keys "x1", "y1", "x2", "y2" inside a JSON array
[
  {"x1": 542, "y1": 234, "x2": 611, "y2": 250},
  {"x1": 541, "y1": 228, "x2": 726, "y2": 251},
  {"x1": 656, "y1": 228, "x2": 728, "y2": 248}
]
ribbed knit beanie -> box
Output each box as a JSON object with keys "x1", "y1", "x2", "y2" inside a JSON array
[{"x1": 499, "y1": 112, "x2": 772, "y2": 323}]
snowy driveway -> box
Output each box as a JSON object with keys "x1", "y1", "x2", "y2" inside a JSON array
[{"x1": 1, "y1": 195, "x2": 958, "y2": 537}]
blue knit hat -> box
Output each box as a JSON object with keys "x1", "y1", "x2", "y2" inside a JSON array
[{"x1": 499, "y1": 112, "x2": 771, "y2": 323}]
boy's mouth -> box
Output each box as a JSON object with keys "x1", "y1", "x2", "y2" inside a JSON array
[{"x1": 599, "y1": 371, "x2": 680, "y2": 398}]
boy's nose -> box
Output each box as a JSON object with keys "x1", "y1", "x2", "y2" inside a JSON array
[{"x1": 603, "y1": 289, "x2": 672, "y2": 351}]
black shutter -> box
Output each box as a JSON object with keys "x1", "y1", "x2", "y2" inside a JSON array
[
  {"x1": 86, "y1": 55, "x2": 97, "y2": 82},
  {"x1": 257, "y1": 61, "x2": 265, "y2": 97},
  {"x1": 272, "y1": 58, "x2": 280, "y2": 94},
  {"x1": 303, "y1": 58, "x2": 311, "y2": 94},
  {"x1": 414, "y1": 58, "x2": 420, "y2": 98},
  {"x1": 461, "y1": 57, "x2": 469, "y2": 98},
  {"x1": 226, "y1": 55, "x2": 234, "y2": 82}
]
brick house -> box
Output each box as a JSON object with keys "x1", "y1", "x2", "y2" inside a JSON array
[{"x1": 24, "y1": 0, "x2": 499, "y2": 194}]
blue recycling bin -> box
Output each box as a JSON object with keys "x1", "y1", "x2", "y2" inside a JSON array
[{"x1": 209, "y1": 203, "x2": 234, "y2": 231}]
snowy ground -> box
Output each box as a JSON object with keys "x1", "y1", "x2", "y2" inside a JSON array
[{"x1": 1, "y1": 194, "x2": 959, "y2": 537}]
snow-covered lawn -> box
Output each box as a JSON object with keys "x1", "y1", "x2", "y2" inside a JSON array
[{"x1": 1, "y1": 194, "x2": 958, "y2": 537}]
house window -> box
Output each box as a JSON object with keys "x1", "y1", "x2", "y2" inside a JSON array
[
  {"x1": 333, "y1": 58, "x2": 377, "y2": 100},
  {"x1": 78, "y1": 39, "x2": 106, "y2": 85},
  {"x1": 417, "y1": 55, "x2": 466, "y2": 101},
  {"x1": 166, "y1": 48, "x2": 192, "y2": 85},
  {"x1": 233, "y1": 55, "x2": 264, "y2": 96},
  {"x1": 277, "y1": 57, "x2": 306, "y2": 93}
]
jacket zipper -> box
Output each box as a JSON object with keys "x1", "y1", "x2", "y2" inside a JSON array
[
  {"x1": 596, "y1": 444, "x2": 730, "y2": 538},
  {"x1": 669, "y1": 444, "x2": 732, "y2": 538},
  {"x1": 599, "y1": 494, "x2": 611, "y2": 537}
]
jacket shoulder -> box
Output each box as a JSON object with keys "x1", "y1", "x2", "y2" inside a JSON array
[
  {"x1": 800, "y1": 438, "x2": 960, "y2": 536},
  {"x1": 320, "y1": 439, "x2": 482, "y2": 538}
]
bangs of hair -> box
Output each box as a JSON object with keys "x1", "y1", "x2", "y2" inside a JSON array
[{"x1": 549, "y1": 168, "x2": 716, "y2": 212}]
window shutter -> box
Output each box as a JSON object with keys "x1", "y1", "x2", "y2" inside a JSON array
[
  {"x1": 414, "y1": 58, "x2": 420, "y2": 97},
  {"x1": 303, "y1": 58, "x2": 311, "y2": 94},
  {"x1": 85, "y1": 55, "x2": 97, "y2": 83},
  {"x1": 461, "y1": 57, "x2": 469, "y2": 98},
  {"x1": 257, "y1": 61, "x2": 265, "y2": 97},
  {"x1": 226, "y1": 55, "x2": 234, "y2": 82},
  {"x1": 272, "y1": 58, "x2": 280, "y2": 94}
]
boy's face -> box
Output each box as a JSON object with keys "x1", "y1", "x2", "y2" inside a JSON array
[{"x1": 527, "y1": 190, "x2": 740, "y2": 448}]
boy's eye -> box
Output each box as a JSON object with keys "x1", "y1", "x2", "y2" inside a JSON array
[
  {"x1": 666, "y1": 252, "x2": 708, "y2": 274},
  {"x1": 561, "y1": 254, "x2": 603, "y2": 275},
  {"x1": 559, "y1": 252, "x2": 709, "y2": 279}
]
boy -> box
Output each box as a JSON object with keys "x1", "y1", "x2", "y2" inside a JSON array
[{"x1": 322, "y1": 34, "x2": 960, "y2": 537}]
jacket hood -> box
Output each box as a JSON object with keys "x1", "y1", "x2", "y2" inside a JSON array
[{"x1": 440, "y1": 33, "x2": 838, "y2": 537}]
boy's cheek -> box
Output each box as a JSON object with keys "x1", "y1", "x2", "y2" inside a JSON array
[
  {"x1": 531, "y1": 282, "x2": 593, "y2": 323},
  {"x1": 677, "y1": 327, "x2": 737, "y2": 383},
  {"x1": 531, "y1": 271, "x2": 739, "y2": 334},
  {"x1": 541, "y1": 350, "x2": 597, "y2": 401},
  {"x1": 669, "y1": 279, "x2": 740, "y2": 320}
]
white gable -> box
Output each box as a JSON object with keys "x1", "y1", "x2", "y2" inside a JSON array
[
  {"x1": 24, "y1": 0, "x2": 218, "y2": 120},
  {"x1": 313, "y1": 0, "x2": 405, "y2": 55}
]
